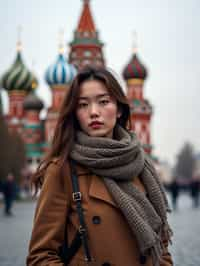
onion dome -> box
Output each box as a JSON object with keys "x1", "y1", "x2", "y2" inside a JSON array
[
  {"x1": 123, "y1": 53, "x2": 148, "y2": 81},
  {"x1": 23, "y1": 92, "x2": 44, "y2": 111},
  {"x1": 45, "y1": 53, "x2": 77, "y2": 87},
  {"x1": 0, "y1": 51, "x2": 36, "y2": 93}
]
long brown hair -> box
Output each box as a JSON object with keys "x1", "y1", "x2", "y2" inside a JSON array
[{"x1": 31, "y1": 66, "x2": 131, "y2": 194}]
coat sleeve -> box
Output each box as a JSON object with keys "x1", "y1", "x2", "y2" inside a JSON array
[
  {"x1": 27, "y1": 161, "x2": 71, "y2": 266},
  {"x1": 160, "y1": 232, "x2": 173, "y2": 266}
]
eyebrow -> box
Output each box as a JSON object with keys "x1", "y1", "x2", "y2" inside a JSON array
[{"x1": 78, "y1": 93, "x2": 110, "y2": 100}]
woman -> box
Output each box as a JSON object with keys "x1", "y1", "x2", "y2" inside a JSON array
[{"x1": 27, "y1": 66, "x2": 173, "y2": 266}]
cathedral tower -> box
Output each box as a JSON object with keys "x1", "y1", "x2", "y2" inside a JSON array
[
  {"x1": 123, "y1": 41, "x2": 153, "y2": 154},
  {"x1": 23, "y1": 84, "x2": 44, "y2": 171},
  {"x1": 69, "y1": 0, "x2": 105, "y2": 69},
  {"x1": 45, "y1": 36, "x2": 77, "y2": 145}
]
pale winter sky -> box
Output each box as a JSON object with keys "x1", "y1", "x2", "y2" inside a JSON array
[{"x1": 0, "y1": 0, "x2": 199, "y2": 165}]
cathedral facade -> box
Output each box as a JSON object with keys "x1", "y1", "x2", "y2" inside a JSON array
[{"x1": 0, "y1": 0, "x2": 153, "y2": 172}]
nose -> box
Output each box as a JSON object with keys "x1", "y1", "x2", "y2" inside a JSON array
[{"x1": 89, "y1": 103, "x2": 99, "y2": 117}]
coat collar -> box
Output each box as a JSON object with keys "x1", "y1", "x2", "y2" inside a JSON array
[
  {"x1": 89, "y1": 174, "x2": 117, "y2": 207},
  {"x1": 76, "y1": 164, "x2": 146, "y2": 208},
  {"x1": 76, "y1": 163, "x2": 117, "y2": 207}
]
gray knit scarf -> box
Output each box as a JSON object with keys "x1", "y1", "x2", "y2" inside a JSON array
[{"x1": 70, "y1": 125, "x2": 172, "y2": 266}]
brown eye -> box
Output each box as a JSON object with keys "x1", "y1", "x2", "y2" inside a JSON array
[
  {"x1": 99, "y1": 99, "x2": 109, "y2": 105},
  {"x1": 78, "y1": 102, "x2": 88, "y2": 108}
]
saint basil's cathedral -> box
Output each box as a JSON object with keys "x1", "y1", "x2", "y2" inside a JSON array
[{"x1": 0, "y1": 0, "x2": 153, "y2": 172}]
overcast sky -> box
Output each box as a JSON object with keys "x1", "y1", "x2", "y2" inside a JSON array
[{"x1": 0, "y1": 0, "x2": 199, "y2": 165}]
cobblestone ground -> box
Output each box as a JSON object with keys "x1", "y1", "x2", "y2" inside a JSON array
[
  {"x1": 168, "y1": 193, "x2": 200, "y2": 266},
  {"x1": 0, "y1": 194, "x2": 200, "y2": 266},
  {"x1": 0, "y1": 200, "x2": 35, "y2": 266}
]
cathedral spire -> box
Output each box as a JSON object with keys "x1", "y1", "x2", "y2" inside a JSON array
[
  {"x1": 58, "y1": 29, "x2": 64, "y2": 54},
  {"x1": 132, "y1": 30, "x2": 138, "y2": 54},
  {"x1": 17, "y1": 25, "x2": 23, "y2": 52},
  {"x1": 77, "y1": 0, "x2": 95, "y2": 33},
  {"x1": 68, "y1": 0, "x2": 105, "y2": 69}
]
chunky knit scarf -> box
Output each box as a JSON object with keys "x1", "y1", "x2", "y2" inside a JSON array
[{"x1": 70, "y1": 125, "x2": 172, "y2": 266}]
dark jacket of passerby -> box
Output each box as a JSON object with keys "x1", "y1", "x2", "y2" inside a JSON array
[
  {"x1": 2, "y1": 173, "x2": 16, "y2": 215},
  {"x1": 169, "y1": 179, "x2": 179, "y2": 210},
  {"x1": 190, "y1": 179, "x2": 200, "y2": 207},
  {"x1": 3, "y1": 179, "x2": 15, "y2": 198},
  {"x1": 170, "y1": 180, "x2": 179, "y2": 199},
  {"x1": 0, "y1": 180, "x2": 3, "y2": 193}
]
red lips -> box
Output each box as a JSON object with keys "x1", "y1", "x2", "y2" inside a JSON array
[{"x1": 89, "y1": 121, "x2": 103, "y2": 128}]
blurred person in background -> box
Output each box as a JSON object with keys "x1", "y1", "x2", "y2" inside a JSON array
[
  {"x1": 190, "y1": 176, "x2": 200, "y2": 208},
  {"x1": 169, "y1": 178, "x2": 180, "y2": 210},
  {"x1": 2, "y1": 172, "x2": 16, "y2": 216}
]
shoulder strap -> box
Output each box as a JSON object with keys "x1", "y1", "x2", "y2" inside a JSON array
[
  {"x1": 59, "y1": 160, "x2": 92, "y2": 265},
  {"x1": 70, "y1": 160, "x2": 92, "y2": 263},
  {"x1": 59, "y1": 222, "x2": 81, "y2": 265}
]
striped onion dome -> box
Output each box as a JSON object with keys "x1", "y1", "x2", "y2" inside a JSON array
[
  {"x1": 123, "y1": 53, "x2": 148, "y2": 81},
  {"x1": 0, "y1": 52, "x2": 37, "y2": 93},
  {"x1": 23, "y1": 92, "x2": 44, "y2": 111},
  {"x1": 45, "y1": 53, "x2": 77, "y2": 87}
]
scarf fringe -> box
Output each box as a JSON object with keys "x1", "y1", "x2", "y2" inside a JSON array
[
  {"x1": 163, "y1": 222, "x2": 173, "y2": 245},
  {"x1": 151, "y1": 245, "x2": 162, "y2": 266}
]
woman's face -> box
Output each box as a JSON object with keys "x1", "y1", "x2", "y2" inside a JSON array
[{"x1": 76, "y1": 79, "x2": 121, "y2": 138}]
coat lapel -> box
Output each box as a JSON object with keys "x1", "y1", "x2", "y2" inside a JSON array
[
  {"x1": 89, "y1": 174, "x2": 117, "y2": 208},
  {"x1": 76, "y1": 164, "x2": 146, "y2": 207}
]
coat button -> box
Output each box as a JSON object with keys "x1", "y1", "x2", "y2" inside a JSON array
[
  {"x1": 139, "y1": 255, "x2": 147, "y2": 264},
  {"x1": 92, "y1": 215, "x2": 101, "y2": 225},
  {"x1": 102, "y1": 263, "x2": 111, "y2": 266}
]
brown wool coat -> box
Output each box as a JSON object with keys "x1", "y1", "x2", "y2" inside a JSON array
[{"x1": 27, "y1": 159, "x2": 173, "y2": 266}]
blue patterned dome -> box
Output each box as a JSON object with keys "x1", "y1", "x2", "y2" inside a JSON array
[{"x1": 45, "y1": 54, "x2": 77, "y2": 87}]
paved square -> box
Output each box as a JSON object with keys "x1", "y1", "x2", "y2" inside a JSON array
[{"x1": 0, "y1": 194, "x2": 200, "y2": 266}]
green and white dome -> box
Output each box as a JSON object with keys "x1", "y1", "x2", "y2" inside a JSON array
[{"x1": 0, "y1": 51, "x2": 37, "y2": 93}]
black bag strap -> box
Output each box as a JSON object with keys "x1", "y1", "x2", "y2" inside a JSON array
[
  {"x1": 70, "y1": 160, "x2": 92, "y2": 263},
  {"x1": 59, "y1": 230, "x2": 81, "y2": 265},
  {"x1": 59, "y1": 160, "x2": 92, "y2": 265}
]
